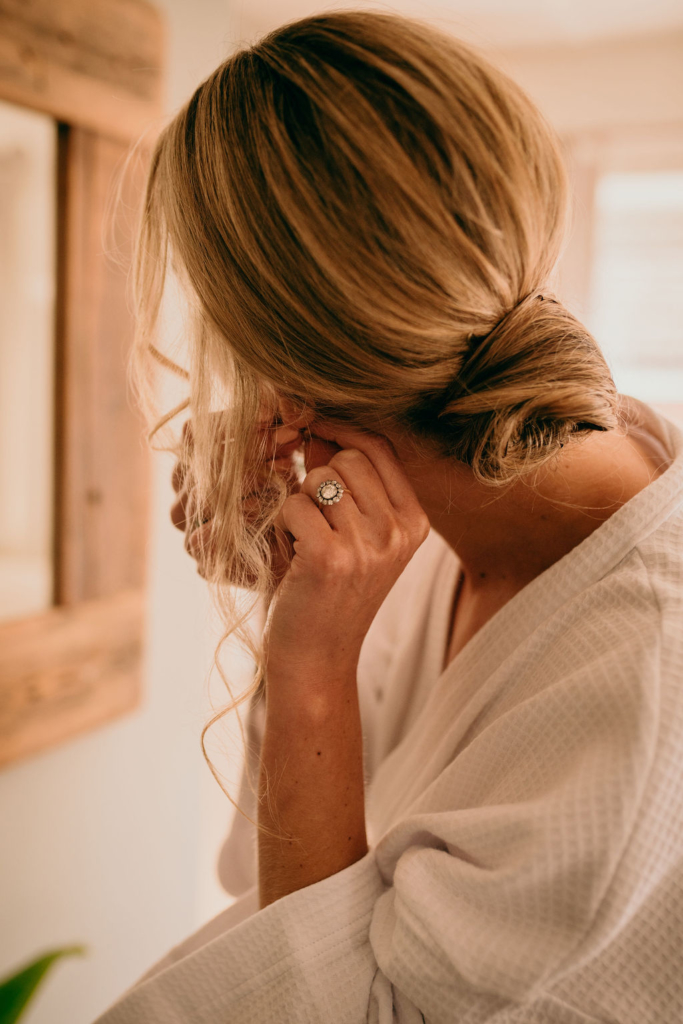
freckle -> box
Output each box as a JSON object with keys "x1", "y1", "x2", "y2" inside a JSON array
[
  {"x1": 348, "y1": 836, "x2": 352, "y2": 841},
  {"x1": 317, "y1": 751, "x2": 321, "y2": 756},
  {"x1": 479, "y1": 571, "x2": 487, "y2": 578}
]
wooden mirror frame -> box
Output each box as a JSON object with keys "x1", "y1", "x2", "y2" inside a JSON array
[{"x1": 0, "y1": 0, "x2": 164, "y2": 767}]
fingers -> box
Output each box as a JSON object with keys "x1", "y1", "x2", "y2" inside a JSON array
[
  {"x1": 299, "y1": 464, "x2": 356, "y2": 525},
  {"x1": 288, "y1": 449, "x2": 399, "y2": 563},
  {"x1": 306, "y1": 420, "x2": 423, "y2": 514},
  {"x1": 300, "y1": 445, "x2": 415, "y2": 538},
  {"x1": 277, "y1": 491, "x2": 333, "y2": 549},
  {"x1": 310, "y1": 449, "x2": 394, "y2": 517}
]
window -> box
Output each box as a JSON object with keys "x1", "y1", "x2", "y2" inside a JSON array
[{"x1": 589, "y1": 171, "x2": 683, "y2": 406}]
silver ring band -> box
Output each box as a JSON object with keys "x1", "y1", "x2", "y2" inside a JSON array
[{"x1": 315, "y1": 479, "x2": 345, "y2": 505}]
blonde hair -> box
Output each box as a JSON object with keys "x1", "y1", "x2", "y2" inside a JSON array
[{"x1": 131, "y1": 9, "x2": 618, "y2": 833}]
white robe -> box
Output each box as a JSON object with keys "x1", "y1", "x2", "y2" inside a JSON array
[{"x1": 94, "y1": 397, "x2": 683, "y2": 1023}]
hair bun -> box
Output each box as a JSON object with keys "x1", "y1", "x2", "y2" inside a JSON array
[
  {"x1": 461, "y1": 293, "x2": 552, "y2": 366},
  {"x1": 404, "y1": 292, "x2": 619, "y2": 484}
]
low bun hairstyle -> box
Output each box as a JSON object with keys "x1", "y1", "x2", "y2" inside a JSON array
[
  {"x1": 131, "y1": 9, "x2": 619, "y2": 826},
  {"x1": 404, "y1": 292, "x2": 616, "y2": 480}
]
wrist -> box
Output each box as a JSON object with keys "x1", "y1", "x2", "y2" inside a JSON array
[
  {"x1": 264, "y1": 661, "x2": 359, "y2": 720},
  {"x1": 264, "y1": 641, "x2": 360, "y2": 686}
]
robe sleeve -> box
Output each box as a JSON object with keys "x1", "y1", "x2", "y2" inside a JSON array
[{"x1": 92, "y1": 602, "x2": 661, "y2": 1024}]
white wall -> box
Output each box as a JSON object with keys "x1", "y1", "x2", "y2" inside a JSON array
[{"x1": 0, "y1": 3, "x2": 248, "y2": 1023}]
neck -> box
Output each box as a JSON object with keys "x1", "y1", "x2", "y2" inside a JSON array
[{"x1": 388, "y1": 425, "x2": 663, "y2": 595}]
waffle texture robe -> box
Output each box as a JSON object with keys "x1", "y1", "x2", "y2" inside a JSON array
[{"x1": 94, "y1": 397, "x2": 683, "y2": 1023}]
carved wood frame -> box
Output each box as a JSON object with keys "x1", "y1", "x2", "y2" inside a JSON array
[{"x1": 0, "y1": 0, "x2": 164, "y2": 767}]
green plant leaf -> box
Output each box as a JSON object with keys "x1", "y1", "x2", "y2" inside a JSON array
[{"x1": 0, "y1": 946, "x2": 87, "y2": 1024}]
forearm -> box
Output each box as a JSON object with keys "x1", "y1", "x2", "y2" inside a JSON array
[{"x1": 257, "y1": 668, "x2": 368, "y2": 909}]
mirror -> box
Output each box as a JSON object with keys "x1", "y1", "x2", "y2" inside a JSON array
[{"x1": 0, "y1": 99, "x2": 57, "y2": 623}]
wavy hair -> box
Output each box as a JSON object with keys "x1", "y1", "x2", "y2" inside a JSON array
[{"x1": 131, "y1": 9, "x2": 619, "y2": 834}]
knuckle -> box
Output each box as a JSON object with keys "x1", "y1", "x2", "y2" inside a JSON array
[
  {"x1": 414, "y1": 512, "x2": 431, "y2": 544},
  {"x1": 303, "y1": 472, "x2": 336, "y2": 501},
  {"x1": 286, "y1": 491, "x2": 310, "y2": 511},
  {"x1": 307, "y1": 463, "x2": 335, "y2": 484},
  {"x1": 385, "y1": 523, "x2": 409, "y2": 557},
  {"x1": 319, "y1": 544, "x2": 353, "y2": 577}
]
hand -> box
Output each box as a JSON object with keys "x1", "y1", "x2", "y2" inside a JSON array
[{"x1": 265, "y1": 421, "x2": 431, "y2": 682}]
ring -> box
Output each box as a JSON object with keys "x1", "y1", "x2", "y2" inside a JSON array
[{"x1": 315, "y1": 479, "x2": 345, "y2": 505}]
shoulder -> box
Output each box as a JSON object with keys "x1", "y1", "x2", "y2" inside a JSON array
[
  {"x1": 568, "y1": 506, "x2": 683, "y2": 667},
  {"x1": 632, "y1": 502, "x2": 683, "y2": 614}
]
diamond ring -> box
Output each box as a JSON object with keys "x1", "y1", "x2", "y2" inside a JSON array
[{"x1": 315, "y1": 479, "x2": 345, "y2": 505}]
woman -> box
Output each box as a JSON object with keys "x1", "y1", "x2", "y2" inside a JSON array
[{"x1": 95, "y1": 10, "x2": 683, "y2": 1023}]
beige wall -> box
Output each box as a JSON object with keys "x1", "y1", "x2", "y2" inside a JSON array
[{"x1": 497, "y1": 31, "x2": 683, "y2": 135}]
